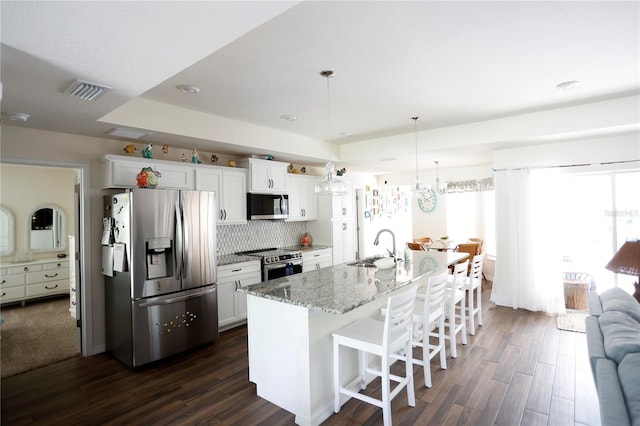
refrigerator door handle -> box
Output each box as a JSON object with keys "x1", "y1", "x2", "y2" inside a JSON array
[
  {"x1": 138, "y1": 287, "x2": 217, "y2": 308},
  {"x1": 175, "y1": 199, "x2": 183, "y2": 280}
]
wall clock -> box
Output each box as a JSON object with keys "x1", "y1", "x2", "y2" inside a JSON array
[{"x1": 417, "y1": 188, "x2": 437, "y2": 213}]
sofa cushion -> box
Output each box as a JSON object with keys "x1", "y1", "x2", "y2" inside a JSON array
[
  {"x1": 618, "y1": 353, "x2": 640, "y2": 426},
  {"x1": 596, "y1": 358, "x2": 632, "y2": 426},
  {"x1": 585, "y1": 316, "x2": 606, "y2": 381},
  {"x1": 589, "y1": 291, "x2": 603, "y2": 316},
  {"x1": 601, "y1": 287, "x2": 640, "y2": 323},
  {"x1": 599, "y1": 311, "x2": 640, "y2": 364}
]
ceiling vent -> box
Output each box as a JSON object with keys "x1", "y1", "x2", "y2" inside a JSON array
[
  {"x1": 64, "y1": 79, "x2": 113, "y2": 101},
  {"x1": 105, "y1": 128, "x2": 149, "y2": 140}
]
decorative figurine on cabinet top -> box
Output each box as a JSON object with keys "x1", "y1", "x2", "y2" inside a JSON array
[
  {"x1": 141, "y1": 144, "x2": 153, "y2": 159},
  {"x1": 161, "y1": 144, "x2": 169, "y2": 159},
  {"x1": 191, "y1": 148, "x2": 202, "y2": 164},
  {"x1": 123, "y1": 144, "x2": 137, "y2": 155},
  {"x1": 211, "y1": 154, "x2": 218, "y2": 163},
  {"x1": 136, "y1": 167, "x2": 161, "y2": 188}
]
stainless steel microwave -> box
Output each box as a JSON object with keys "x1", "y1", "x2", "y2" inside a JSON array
[{"x1": 247, "y1": 193, "x2": 289, "y2": 220}]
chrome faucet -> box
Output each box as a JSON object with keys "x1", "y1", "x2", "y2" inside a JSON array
[{"x1": 373, "y1": 228, "x2": 396, "y2": 259}]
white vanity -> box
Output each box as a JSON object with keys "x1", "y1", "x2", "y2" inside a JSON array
[{"x1": 1, "y1": 258, "x2": 70, "y2": 305}]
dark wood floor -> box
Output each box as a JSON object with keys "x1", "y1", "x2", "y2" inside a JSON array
[{"x1": 1, "y1": 286, "x2": 600, "y2": 425}]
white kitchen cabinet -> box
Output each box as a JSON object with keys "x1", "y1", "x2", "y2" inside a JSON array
[
  {"x1": 330, "y1": 221, "x2": 357, "y2": 265},
  {"x1": 217, "y1": 260, "x2": 261, "y2": 331},
  {"x1": 330, "y1": 182, "x2": 355, "y2": 218},
  {"x1": 195, "y1": 167, "x2": 247, "y2": 225},
  {"x1": 1, "y1": 259, "x2": 69, "y2": 305},
  {"x1": 99, "y1": 154, "x2": 194, "y2": 189},
  {"x1": 306, "y1": 180, "x2": 358, "y2": 265},
  {"x1": 237, "y1": 158, "x2": 288, "y2": 194},
  {"x1": 286, "y1": 174, "x2": 318, "y2": 221},
  {"x1": 301, "y1": 248, "x2": 332, "y2": 272}
]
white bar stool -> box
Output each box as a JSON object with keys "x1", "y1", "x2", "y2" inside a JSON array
[
  {"x1": 411, "y1": 269, "x2": 449, "y2": 388},
  {"x1": 466, "y1": 253, "x2": 485, "y2": 335},
  {"x1": 445, "y1": 260, "x2": 469, "y2": 357},
  {"x1": 332, "y1": 286, "x2": 417, "y2": 426}
]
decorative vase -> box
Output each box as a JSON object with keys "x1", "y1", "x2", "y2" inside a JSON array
[{"x1": 301, "y1": 233, "x2": 312, "y2": 247}]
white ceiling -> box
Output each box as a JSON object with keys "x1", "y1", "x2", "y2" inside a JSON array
[{"x1": 2, "y1": 1, "x2": 639, "y2": 175}]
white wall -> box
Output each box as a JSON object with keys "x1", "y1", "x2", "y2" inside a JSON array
[{"x1": 0, "y1": 164, "x2": 75, "y2": 261}]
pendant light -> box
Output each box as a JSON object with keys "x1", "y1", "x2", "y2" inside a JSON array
[
  {"x1": 435, "y1": 160, "x2": 447, "y2": 194},
  {"x1": 315, "y1": 70, "x2": 347, "y2": 196},
  {"x1": 411, "y1": 116, "x2": 430, "y2": 197}
]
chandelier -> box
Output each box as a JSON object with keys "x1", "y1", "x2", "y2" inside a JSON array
[{"x1": 314, "y1": 70, "x2": 347, "y2": 196}]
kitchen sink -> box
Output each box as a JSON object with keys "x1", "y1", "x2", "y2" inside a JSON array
[{"x1": 347, "y1": 256, "x2": 387, "y2": 268}]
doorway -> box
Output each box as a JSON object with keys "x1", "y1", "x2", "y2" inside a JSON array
[{"x1": 0, "y1": 159, "x2": 90, "y2": 374}]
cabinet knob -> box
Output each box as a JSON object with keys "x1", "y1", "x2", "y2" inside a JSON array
[{"x1": 23, "y1": 267, "x2": 29, "y2": 272}]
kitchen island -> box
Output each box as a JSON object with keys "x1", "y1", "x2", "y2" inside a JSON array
[{"x1": 238, "y1": 250, "x2": 467, "y2": 425}]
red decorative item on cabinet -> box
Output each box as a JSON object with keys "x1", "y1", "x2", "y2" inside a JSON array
[{"x1": 301, "y1": 233, "x2": 312, "y2": 247}]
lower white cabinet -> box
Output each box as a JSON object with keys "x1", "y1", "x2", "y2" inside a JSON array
[
  {"x1": 331, "y1": 221, "x2": 357, "y2": 265},
  {"x1": 302, "y1": 248, "x2": 333, "y2": 272},
  {"x1": 1, "y1": 259, "x2": 70, "y2": 305},
  {"x1": 217, "y1": 260, "x2": 261, "y2": 331}
]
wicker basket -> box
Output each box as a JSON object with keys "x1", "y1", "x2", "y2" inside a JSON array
[{"x1": 563, "y1": 272, "x2": 594, "y2": 310}]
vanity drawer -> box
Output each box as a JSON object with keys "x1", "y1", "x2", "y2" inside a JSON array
[
  {"x1": 27, "y1": 279, "x2": 70, "y2": 297},
  {"x1": 0, "y1": 274, "x2": 25, "y2": 288},
  {"x1": 43, "y1": 261, "x2": 68, "y2": 271},
  {"x1": 1, "y1": 286, "x2": 26, "y2": 303},
  {"x1": 26, "y1": 268, "x2": 70, "y2": 285},
  {"x1": 6, "y1": 264, "x2": 43, "y2": 274}
]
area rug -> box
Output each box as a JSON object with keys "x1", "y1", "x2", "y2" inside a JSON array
[
  {"x1": 0, "y1": 297, "x2": 79, "y2": 377},
  {"x1": 556, "y1": 312, "x2": 587, "y2": 333}
]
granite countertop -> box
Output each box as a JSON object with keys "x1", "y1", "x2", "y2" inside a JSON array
[
  {"x1": 281, "y1": 244, "x2": 332, "y2": 252},
  {"x1": 218, "y1": 245, "x2": 332, "y2": 267},
  {"x1": 217, "y1": 253, "x2": 260, "y2": 266},
  {"x1": 238, "y1": 250, "x2": 468, "y2": 314}
]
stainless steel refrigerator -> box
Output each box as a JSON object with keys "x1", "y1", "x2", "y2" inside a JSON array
[{"x1": 103, "y1": 189, "x2": 218, "y2": 368}]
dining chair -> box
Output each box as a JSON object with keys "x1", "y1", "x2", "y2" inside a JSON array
[
  {"x1": 406, "y1": 242, "x2": 425, "y2": 251},
  {"x1": 468, "y1": 238, "x2": 485, "y2": 254},
  {"x1": 465, "y1": 253, "x2": 485, "y2": 335},
  {"x1": 454, "y1": 242, "x2": 480, "y2": 273},
  {"x1": 445, "y1": 260, "x2": 469, "y2": 358},
  {"x1": 413, "y1": 237, "x2": 433, "y2": 245},
  {"x1": 333, "y1": 286, "x2": 417, "y2": 426}
]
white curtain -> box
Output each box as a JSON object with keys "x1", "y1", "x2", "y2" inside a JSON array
[{"x1": 491, "y1": 168, "x2": 566, "y2": 313}]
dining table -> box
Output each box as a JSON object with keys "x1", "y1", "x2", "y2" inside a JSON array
[{"x1": 424, "y1": 240, "x2": 457, "y2": 251}]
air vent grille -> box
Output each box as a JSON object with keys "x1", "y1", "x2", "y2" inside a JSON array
[{"x1": 64, "y1": 79, "x2": 112, "y2": 101}]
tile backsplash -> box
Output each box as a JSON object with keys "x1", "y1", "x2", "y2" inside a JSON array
[{"x1": 217, "y1": 221, "x2": 308, "y2": 255}]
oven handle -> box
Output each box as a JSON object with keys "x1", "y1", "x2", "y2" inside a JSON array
[
  {"x1": 138, "y1": 287, "x2": 217, "y2": 308},
  {"x1": 263, "y1": 259, "x2": 303, "y2": 271}
]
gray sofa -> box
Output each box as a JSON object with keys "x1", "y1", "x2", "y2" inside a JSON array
[{"x1": 586, "y1": 287, "x2": 640, "y2": 426}]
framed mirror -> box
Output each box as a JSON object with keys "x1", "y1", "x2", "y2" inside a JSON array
[
  {"x1": 28, "y1": 204, "x2": 66, "y2": 252},
  {"x1": 0, "y1": 205, "x2": 16, "y2": 256}
]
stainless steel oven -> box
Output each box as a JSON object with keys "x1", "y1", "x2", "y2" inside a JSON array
[{"x1": 236, "y1": 248, "x2": 303, "y2": 282}]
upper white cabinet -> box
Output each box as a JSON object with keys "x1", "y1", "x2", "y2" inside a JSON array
[
  {"x1": 286, "y1": 174, "x2": 318, "y2": 221},
  {"x1": 330, "y1": 182, "x2": 355, "y2": 218},
  {"x1": 195, "y1": 168, "x2": 247, "y2": 225},
  {"x1": 100, "y1": 154, "x2": 194, "y2": 189},
  {"x1": 237, "y1": 158, "x2": 288, "y2": 194}
]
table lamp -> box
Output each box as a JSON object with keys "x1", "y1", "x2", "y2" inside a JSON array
[{"x1": 605, "y1": 239, "x2": 640, "y2": 303}]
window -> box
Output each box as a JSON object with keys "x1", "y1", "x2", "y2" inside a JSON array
[
  {"x1": 446, "y1": 190, "x2": 495, "y2": 256},
  {"x1": 555, "y1": 169, "x2": 639, "y2": 293}
]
